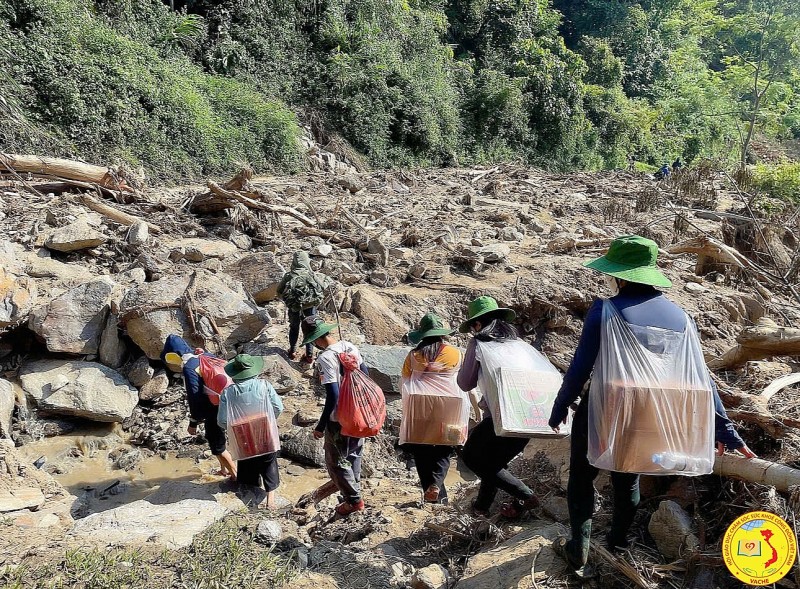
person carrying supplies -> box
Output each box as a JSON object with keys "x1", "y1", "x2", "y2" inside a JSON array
[
  {"x1": 548, "y1": 235, "x2": 755, "y2": 579},
  {"x1": 162, "y1": 335, "x2": 237, "y2": 480},
  {"x1": 277, "y1": 251, "x2": 329, "y2": 363},
  {"x1": 399, "y1": 313, "x2": 469, "y2": 505},
  {"x1": 218, "y1": 354, "x2": 283, "y2": 509},
  {"x1": 457, "y1": 296, "x2": 551, "y2": 519},
  {"x1": 302, "y1": 317, "x2": 375, "y2": 516}
]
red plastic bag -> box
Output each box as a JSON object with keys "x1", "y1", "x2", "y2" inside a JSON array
[
  {"x1": 198, "y1": 354, "x2": 233, "y2": 406},
  {"x1": 336, "y1": 352, "x2": 386, "y2": 438}
]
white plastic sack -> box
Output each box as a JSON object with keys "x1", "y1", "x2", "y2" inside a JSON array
[
  {"x1": 399, "y1": 356, "x2": 469, "y2": 446},
  {"x1": 476, "y1": 339, "x2": 566, "y2": 438},
  {"x1": 587, "y1": 299, "x2": 714, "y2": 475},
  {"x1": 222, "y1": 381, "x2": 280, "y2": 461}
]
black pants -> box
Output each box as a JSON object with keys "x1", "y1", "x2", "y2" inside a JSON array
[
  {"x1": 566, "y1": 402, "x2": 640, "y2": 566},
  {"x1": 204, "y1": 415, "x2": 226, "y2": 456},
  {"x1": 288, "y1": 307, "x2": 317, "y2": 356},
  {"x1": 462, "y1": 417, "x2": 533, "y2": 510},
  {"x1": 237, "y1": 451, "x2": 280, "y2": 492},
  {"x1": 405, "y1": 444, "x2": 453, "y2": 503}
]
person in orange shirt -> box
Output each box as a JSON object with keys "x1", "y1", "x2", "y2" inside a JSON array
[{"x1": 400, "y1": 313, "x2": 466, "y2": 504}]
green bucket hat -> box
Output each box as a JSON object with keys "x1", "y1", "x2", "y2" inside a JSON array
[
  {"x1": 459, "y1": 296, "x2": 516, "y2": 333},
  {"x1": 224, "y1": 353, "x2": 265, "y2": 381},
  {"x1": 407, "y1": 313, "x2": 454, "y2": 345},
  {"x1": 584, "y1": 235, "x2": 672, "y2": 288},
  {"x1": 301, "y1": 317, "x2": 338, "y2": 347}
]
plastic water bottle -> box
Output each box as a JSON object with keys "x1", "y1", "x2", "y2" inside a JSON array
[{"x1": 652, "y1": 453, "x2": 711, "y2": 472}]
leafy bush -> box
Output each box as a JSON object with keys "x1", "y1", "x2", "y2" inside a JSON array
[
  {"x1": 752, "y1": 162, "x2": 800, "y2": 202},
  {"x1": 1, "y1": 0, "x2": 300, "y2": 181}
]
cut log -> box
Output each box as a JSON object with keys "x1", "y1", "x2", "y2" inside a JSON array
[
  {"x1": 667, "y1": 235, "x2": 773, "y2": 283},
  {"x1": 81, "y1": 195, "x2": 161, "y2": 235},
  {"x1": 708, "y1": 320, "x2": 800, "y2": 370},
  {"x1": 0, "y1": 153, "x2": 134, "y2": 192},
  {"x1": 547, "y1": 236, "x2": 613, "y2": 254},
  {"x1": 714, "y1": 455, "x2": 800, "y2": 493},
  {"x1": 295, "y1": 480, "x2": 337, "y2": 508}
]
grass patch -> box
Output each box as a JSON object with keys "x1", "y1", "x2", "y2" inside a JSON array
[
  {"x1": 0, "y1": 516, "x2": 296, "y2": 589},
  {"x1": 752, "y1": 162, "x2": 800, "y2": 203}
]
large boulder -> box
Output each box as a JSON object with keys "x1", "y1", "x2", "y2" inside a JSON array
[
  {"x1": 166, "y1": 238, "x2": 237, "y2": 263},
  {"x1": 0, "y1": 379, "x2": 14, "y2": 439},
  {"x1": 29, "y1": 277, "x2": 116, "y2": 354},
  {"x1": 119, "y1": 270, "x2": 270, "y2": 359},
  {"x1": 20, "y1": 360, "x2": 138, "y2": 422},
  {"x1": 0, "y1": 242, "x2": 37, "y2": 328},
  {"x1": 351, "y1": 287, "x2": 408, "y2": 345},
  {"x1": 69, "y1": 480, "x2": 248, "y2": 549},
  {"x1": 98, "y1": 313, "x2": 127, "y2": 368},
  {"x1": 226, "y1": 253, "x2": 286, "y2": 303},
  {"x1": 457, "y1": 523, "x2": 564, "y2": 589},
  {"x1": 281, "y1": 426, "x2": 325, "y2": 466},
  {"x1": 45, "y1": 219, "x2": 107, "y2": 252},
  {"x1": 238, "y1": 343, "x2": 301, "y2": 393},
  {"x1": 359, "y1": 344, "x2": 409, "y2": 394}
]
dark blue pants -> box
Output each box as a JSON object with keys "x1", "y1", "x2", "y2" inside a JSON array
[{"x1": 288, "y1": 307, "x2": 316, "y2": 356}]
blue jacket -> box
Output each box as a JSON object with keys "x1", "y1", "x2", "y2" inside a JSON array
[
  {"x1": 548, "y1": 285, "x2": 744, "y2": 450},
  {"x1": 161, "y1": 335, "x2": 217, "y2": 423},
  {"x1": 217, "y1": 378, "x2": 283, "y2": 431}
]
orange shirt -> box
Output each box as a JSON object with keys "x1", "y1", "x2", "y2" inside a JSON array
[{"x1": 402, "y1": 343, "x2": 461, "y2": 378}]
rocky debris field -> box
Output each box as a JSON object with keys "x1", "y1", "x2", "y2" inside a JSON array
[{"x1": 0, "y1": 155, "x2": 799, "y2": 588}]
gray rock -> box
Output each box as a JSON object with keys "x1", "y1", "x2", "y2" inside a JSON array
[
  {"x1": 166, "y1": 238, "x2": 237, "y2": 263},
  {"x1": 119, "y1": 270, "x2": 269, "y2": 359},
  {"x1": 280, "y1": 427, "x2": 325, "y2": 467},
  {"x1": 389, "y1": 247, "x2": 413, "y2": 260},
  {"x1": 99, "y1": 313, "x2": 127, "y2": 369},
  {"x1": 126, "y1": 221, "x2": 149, "y2": 246},
  {"x1": 20, "y1": 360, "x2": 138, "y2": 422},
  {"x1": 479, "y1": 243, "x2": 511, "y2": 263},
  {"x1": 351, "y1": 288, "x2": 408, "y2": 346},
  {"x1": 127, "y1": 356, "x2": 154, "y2": 388},
  {"x1": 139, "y1": 370, "x2": 169, "y2": 402},
  {"x1": 29, "y1": 277, "x2": 116, "y2": 354},
  {"x1": 541, "y1": 496, "x2": 569, "y2": 522},
  {"x1": 367, "y1": 238, "x2": 389, "y2": 266},
  {"x1": 0, "y1": 253, "x2": 37, "y2": 328},
  {"x1": 338, "y1": 175, "x2": 364, "y2": 194},
  {"x1": 359, "y1": 344, "x2": 410, "y2": 394},
  {"x1": 384, "y1": 397, "x2": 402, "y2": 436},
  {"x1": 45, "y1": 219, "x2": 107, "y2": 252},
  {"x1": 684, "y1": 282, "x2": 707, "y2": 294},
  {"x1": 648, "y1": 500, "x2": 699, "y2": 560},
  {"x1": 225, "y1": 252, "x2": 286, "y2": 303},
  {"x1": 311, "y1": 244, "x2": 334, "y2": 257},
  {"x1": 0, "y1": 379, "x2": 14, "y2": 439},
  {"x1": 236, "y1": 344, "x2": 301, "y2": 394},
  {"x1": 256, "y1": 519, "x2": 282, "y2": 545},
  {"x1": 411, "y1": 564, "x2": 449, "y2": 589},
  {"x1": 499, "y1": 227, "x2": 522, "y2": 241},
  {"x1": 69, "y1": 481, "x2": 246, "y2": 549}
]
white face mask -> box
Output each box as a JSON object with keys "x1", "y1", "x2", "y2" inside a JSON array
[{"x1": 605, "y1": 275, "x2": 620, "y2": 296}]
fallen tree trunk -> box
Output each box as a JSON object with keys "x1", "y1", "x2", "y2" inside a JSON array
[
  {"x1": 0, "y1": 153, "x2": 134, "y2": 192},
  {"x1": 81, "y1": 195, "x2": 161, "y2": 235},
  {"x1": 190, "y1": 180, "x2": 315, "y2": 226},
  {"x1": 708, "y1": 320, "x2": 800, "y2": 370},
  {"x1": 547, "y1": 236, "x2": 613, "y2": 254},
  {"x1": 714, "y1": 455, "x2": 800, "y2": 493},
  {"x1": 667, "y1": 235, "x2": 774, "y2": 283}
]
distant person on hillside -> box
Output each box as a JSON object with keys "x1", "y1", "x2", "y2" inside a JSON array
[
  {"x1": 161, "y1": 335, "x2": 237, "y2": 480},
  {"x1": 218, "y1": 354, "x2": 283, "y2": 509},
  {"x1": 672, "y1": 158, "x2": 683, "y2": 172},
  {"x1": 277, "y1": 251, "x2": 328, "y2": 363},
  {"x1": 302, "y1": 317, "x2": 371, "y2": 516},
  {"x1": 655, "y1": 163, "x2": 671, "y2": 180}
]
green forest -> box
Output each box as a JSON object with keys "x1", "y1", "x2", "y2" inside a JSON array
[{"x1": 1, "y1": 0, "x2": 798, "y2": 182}]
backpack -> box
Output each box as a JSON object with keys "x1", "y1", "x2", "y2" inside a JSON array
[
  {"x1": 197, "y1": 353, "x2": 233, "y2": 406},
  {"x1": 282, "y1": 271, "x2": 325, "y2": 311},
  {"x1": 336, "y1": 352, "x2": 386, "y2": 438}
]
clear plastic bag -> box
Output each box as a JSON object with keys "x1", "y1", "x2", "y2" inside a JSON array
[
  {"x1": 475, "y1": 339, "x2": 567, "y2": 438},
  {"x1": 587, "y1": 299, "x2": 714, "y2": 475},
  {"x1": 223, "y1": 381, "x2": 280, "y2": 461},
  {"x1": 400, "y1": 354, "x2": 469, "y2": 446}
]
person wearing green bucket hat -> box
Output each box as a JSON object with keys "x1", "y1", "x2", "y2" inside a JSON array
[
  {"x1": 547, "y1": 235, "x2": 755, "y2": 579},
  {"x1": 456, "y1": 296, "x2": 540, "y2": 519},
  {"x1": 217, "y1": 354, "x2": 284, "y2": 509},
  {"x1": 400, "y1": 313, "x2": 465, "y2": 504},
  {"x1": 301, "y1": 316, "x2": 372, "y2": 516}
]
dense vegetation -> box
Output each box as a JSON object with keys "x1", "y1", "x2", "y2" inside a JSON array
[{"x1": 1, "y1": 0, "x2": 798, "y2": 180}]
